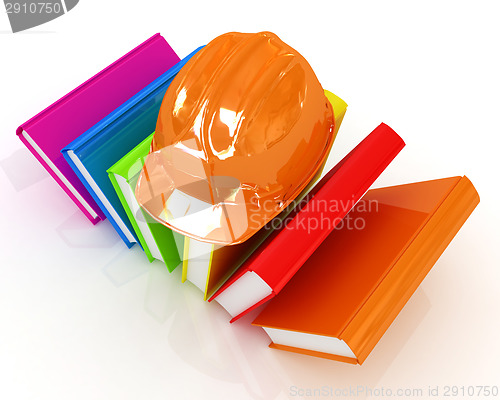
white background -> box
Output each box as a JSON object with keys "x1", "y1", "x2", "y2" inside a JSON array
[{"x1": 1, "y1": 1, "x2": 499, "y2": 399}]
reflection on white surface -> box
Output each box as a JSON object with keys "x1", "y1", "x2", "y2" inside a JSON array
[
  {"x1": 144, "y1": 262, "x2": 182, "y2": 323},
  {"x1": 2, "y1": 149, "x2": 499, "y2": 400},
  {"x1": 0, "y1": 149, "x2": 48, "y2": 192},
  {"x1": 55, "y1": 212, "x2": 120, "y2": 249},
  {"x1": 1, "y1": 138, "x2": 499, "y2": 400},
  {"x1": 102, "y1": 244, "x2": 149, "y2": 287}
]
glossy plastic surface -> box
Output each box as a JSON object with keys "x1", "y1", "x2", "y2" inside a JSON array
[
  {"x1": 182, "y1": 91, "x2": 347, "y2": 300},
  {"x1": 135, "y1": 31, "x2": 335, "y2": 245}
]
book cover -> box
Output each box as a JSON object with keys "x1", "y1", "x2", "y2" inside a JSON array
[
  {"x1": 108, "y1": 133, "x2": 182, "y2": 272},
  {"x1": 252, "y1": 176, "x2": 479, "y2": 364},
  {"x1": 61, "y1": 48, "x2": 202, "y2": 247},
  {"x1": 210, "y1": 123, "x2": 405, "y2": 321},
  {"x1": 16, "y1": 33, "x2": 180, "y2": 224}
]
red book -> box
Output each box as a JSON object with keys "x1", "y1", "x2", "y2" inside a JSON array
[{"x1": 209, "y1": 123, "x2": 405, "y2": 322}]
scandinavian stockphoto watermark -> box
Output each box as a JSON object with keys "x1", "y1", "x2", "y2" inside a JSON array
[
  {"x1": 3, "y1": 0, "x2": 79, "y2": 33},
  {"x1": 128, "y1": 170, "x2": 379, "y2": 235},
  {"x1": 256, "y1": 195, "x2": 379, "y2": 235}
]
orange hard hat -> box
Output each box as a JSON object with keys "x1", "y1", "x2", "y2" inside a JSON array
[{"x1": 135, "y1": 31, "x2": 335, "y2": 245}]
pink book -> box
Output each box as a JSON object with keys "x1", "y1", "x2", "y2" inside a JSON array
[{"x1": 16, "y1": 33, "x2": 180, "y2": 224}]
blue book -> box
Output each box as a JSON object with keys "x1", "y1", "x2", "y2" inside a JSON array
[{"x1": 62, "y1": 47, "x2": 203, "y2": 247}]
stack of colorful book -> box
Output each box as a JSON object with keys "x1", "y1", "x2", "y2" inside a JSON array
[{"x1": 16, "y1": 33, "x2": 479, "y2": 365}]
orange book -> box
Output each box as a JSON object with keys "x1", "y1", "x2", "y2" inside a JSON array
[{"x1": 252, "y1": 176, "x2": 479, "y2": 364}]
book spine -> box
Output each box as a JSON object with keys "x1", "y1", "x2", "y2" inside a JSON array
[
  {"x1": 269, "y1": 343, "x2": 358, "y2": 364},
  {"x1": 108, "y1": 172, "x2": 154, "y2": 262},
  {"x1": 341, "y1": 176, "x2": 479, "y2": 364},
  {"x1": 256, "y1": 123, "x2": 405, "y2": 291},
  {"x1": 209, "y1": 123, "x2": 404, "y2": 301}
]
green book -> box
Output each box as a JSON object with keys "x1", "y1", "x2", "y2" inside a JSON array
[{"x1": 107, "y1": 133, "x2": 182, "y2": 272}]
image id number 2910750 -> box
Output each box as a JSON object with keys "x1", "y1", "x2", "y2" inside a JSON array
[{"x1": 5, "y1": 2, "x2": 62, "y2": 14}]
